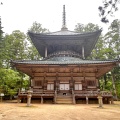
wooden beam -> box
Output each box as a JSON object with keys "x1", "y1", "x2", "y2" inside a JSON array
[{"x1": 96, "y1": 65, "x2": 115, "y2": 78}]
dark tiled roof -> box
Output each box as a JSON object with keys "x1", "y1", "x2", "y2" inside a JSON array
[
  {"x1": 45, "y1": 56, "x2": 82, "y2": 61},
  {"x1": 28, "y1": 30, "x2": 102, "y2": 58},
  {"x1": 45, "y1": 30, "x2": 81, "y2": 35},
  {"x1": 12, "y1": 59, "x2": 119, "y2": 65}
]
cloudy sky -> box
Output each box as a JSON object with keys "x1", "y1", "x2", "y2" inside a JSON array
[{"x1": 0, "y1": 0, "x2": 120, "y2": 34}]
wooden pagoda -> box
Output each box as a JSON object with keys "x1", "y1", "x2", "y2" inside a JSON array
[{"x1": 12, "y1": 5, "x2": 120, "y2": 104}]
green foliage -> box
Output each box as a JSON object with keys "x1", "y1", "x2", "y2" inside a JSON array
[
  {"x1": 115, "y1": 81, "x2": 120, "y2": 98},
  {"x1": 27, "y1": 21, "x2": 49, "y2": 60},
  {"x1": 74, "y1": 21, "x2": 120, "y2": 98},
  {"x1": 0, "y1": 22, "x2": 49, "y2": 99},
  {"x1": 0, "y1": 17, "x2": 4, "y2": 68},
  {"x1": 3, "y1": 30, "x2": 28, "y2": 68},
  {"x1": 0, "y1": 68, "x2": 29, "y2": 99},
  {"x1": 89, "y1": 36, "x2": 106, "y2": 60},
  {"x1": 28, "y1": 21, "x2": 49, "y2": 33},
  {"x1": 74, "y1": 23, "x2": 100, "y2": 33},
  {"x1": 75, "y1": 23, "x2": 105, "y2": 60}
]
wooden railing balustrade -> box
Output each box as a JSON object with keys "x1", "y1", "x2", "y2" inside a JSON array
[{"x1": 18, "y1": 89, "x2": 112, "y2": 98}]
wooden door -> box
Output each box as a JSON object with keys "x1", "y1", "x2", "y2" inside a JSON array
[
  {"x1": 60, "y1": 84, "x2": 69, "y2": 90},
  {"x1": 75, "y1": 84, "x2": 82, "y2": 90},
  {"x1": 47, "y1": 84, "x2": 54, "y2": 90},
  {"x1": 65, "y1": 84, "x2": 69, "y2": 90}
]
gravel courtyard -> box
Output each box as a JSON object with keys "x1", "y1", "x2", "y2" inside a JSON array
[{"x1": 0, "y1": 102, "x2": 120, "y2": 120}]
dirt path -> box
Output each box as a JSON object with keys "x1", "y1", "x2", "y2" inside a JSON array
[{"x1": 0, "y1": 102, "x2": 120, "y2": 120}]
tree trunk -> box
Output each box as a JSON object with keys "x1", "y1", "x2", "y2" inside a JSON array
[{"x1": 111, "y1": 71, "x2": 118, "y2": 101}]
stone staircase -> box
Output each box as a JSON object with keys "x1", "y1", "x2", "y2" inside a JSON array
[{"x1": 56, "y1": 95, "x2": 73, "y2": 104}]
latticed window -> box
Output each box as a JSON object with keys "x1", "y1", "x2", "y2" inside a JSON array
[
  {"x1": 87, "y1": 81, "x2": 95, "y2": 86},
  {"x1": 34, "y1": 81, "x2": 42, "y2": 86}
]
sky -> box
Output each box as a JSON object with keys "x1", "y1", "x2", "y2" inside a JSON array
[{"x1": 0, "y1": 0, "x2": 120, "y2": 34}]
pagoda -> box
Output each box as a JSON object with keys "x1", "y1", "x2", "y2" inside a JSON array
[{"x1": 12, "y1": 5, "x2": 120, "y2": 104}]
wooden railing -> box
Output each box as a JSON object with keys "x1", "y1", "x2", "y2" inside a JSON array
[
  {"x1": 18, "y1": 89, "x2": 55, "y2": 96},
  {"x1": 18, "y1": 89, "x2": 112, "y2": 97},
  {"x1": 101, "y1": 91, "x2": 112, "y2": 96},
  {"x1": 74, "y1": 90, "x2": 112, "y2": 97}
]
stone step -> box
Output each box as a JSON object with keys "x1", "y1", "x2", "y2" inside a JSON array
[
  {"x1": 56, "y1": 101, "x2": 73, "y2": 104},
  {"x1": 56, "y1": 96, "x2": 73, "y2": 104},
  {"x1": 57, "y1": 95, "x2": 72, "y2": 98}
]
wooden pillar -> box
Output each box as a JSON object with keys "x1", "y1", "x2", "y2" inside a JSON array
[
  {"x1": 45, "y1": 46, "x2": 47, "y2": 57},
  {"x1": 86, "y1": 96, "x2": 89, "y2": 104},
  {"x1": 41, "y1": 96, "x2": 43, "y2": 104},
  {"x1": 43, "y1": 72, "x2": 46, "y2": 90},
  {"x1": 56, "y1": 71, "x2": 58, "y2": 90},
  {"x1": 82, "y1": 46, "x2": 85, "y2": 59},
  {"x1": 71, "y1": 69, "x2": 73, "y2": 90}
]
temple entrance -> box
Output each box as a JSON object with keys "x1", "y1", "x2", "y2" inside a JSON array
[{"x1": 60, "y1": 84, "x2": 69, "y2": 90}]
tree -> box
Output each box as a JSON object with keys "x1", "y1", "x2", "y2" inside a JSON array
[
  {"x1": 0, "y1": 68, "x2": 29, "y2": 100},
  {"x1": 75, "y1": 23, "x2": 104, "y2": 60},
  {"x1": 27, "y1": 21, "x2": 49, "y2": 60},
  {"x1": 0, "y1": 17, "x2": 4, "y2": 67},
  {"x1": 89, "y1": 35, "x2": 106, "y2": 60},
  {"x1": 75, "y1": 22, "x2": 120, "y2": 98},
  {"x1": 99, "y1": 19, "x2": 120, "y2": 98},
  {"x1": 3, "y1": 30, "x2": 28, "y2": 68},
  {"x1": 104, "y1": 19, "x2": 120, "y2": 59},
  {"x1": 74, "y1": 23, "x2": 100, "y2": 33},
  {"x1": 98, "y1": 0, "x2": 120, "y2": 23},
  {"x1": 28, "y1": 21, "x2": 49, "y2": 33}
]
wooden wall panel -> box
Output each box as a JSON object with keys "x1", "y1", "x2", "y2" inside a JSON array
[
  {"x1": 58, "y1": 77, "x2": 71, "y2": 81},
  {"x1": 45, "y1": 77, "x2": 56, "y2": 81},
  {"x1": 59, "y1": 68, "x2": 71, "y2": 72},
  {"x1": 72, "y1": 73, "x2": 83, "y2": 77},
  {"x1": 33, "y1": 77, "x2": 44, "y2": 80},
  {"x1": 85, "y1": 77, "x2": 96, "y2": 81},
  {"x1": 73, "y1": 77, "x2": 84, "y2": 81},
  {"x1": 46, "y1": 73, "x2": 56, "y2": 76},
  {"x1": 84, "y1": 68, "x2": 96, "y2": 72},
  {"x1": 84, "y1": 73, "x2": 95, "y2": 77},
  {"x1": 58, "y1": 73, "x2": 71, "y2": 77},
  {"x1": 73, "y1": 67, "x2": 80, "y2": 72},
  {"x1": 48, "y1": 68, "x2": 56, "y2": 72}
]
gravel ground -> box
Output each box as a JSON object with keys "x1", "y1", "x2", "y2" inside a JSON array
[{"x1": 0, "y1": 101, "x2": 120, "y2": 120}]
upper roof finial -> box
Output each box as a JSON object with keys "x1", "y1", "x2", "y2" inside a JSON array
[{"x1": 61, "y1": 5, "x2": 68, "y2": 31}]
